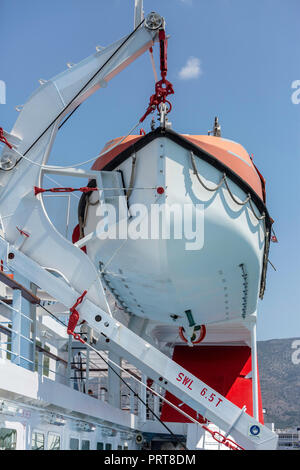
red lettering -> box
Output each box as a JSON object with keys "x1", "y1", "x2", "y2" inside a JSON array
[
  {"x1": 182, "y1": 376, "x2": 191, "y2": 386},
  {"x1": 188, "y1": 380, "x2": 193, "y2": 390},
  {"x1": 216, "y1": 398, "x2": 223, "y2": 407},
  {"x1": 176, "y1": 372, "x2": 184, "y2": 382}
]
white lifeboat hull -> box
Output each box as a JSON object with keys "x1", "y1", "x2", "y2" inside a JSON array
[{"x1": 83, "y1": 132, "x2": 268, "y2": 329}]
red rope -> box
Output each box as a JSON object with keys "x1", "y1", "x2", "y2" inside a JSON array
[{"x1": 0, "y1": 128, "x2": 13, "y2": 149}]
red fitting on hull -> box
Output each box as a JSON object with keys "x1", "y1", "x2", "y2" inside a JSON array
[{"x1": 67, "y1": 290, "x2": 87, "y2": 343}]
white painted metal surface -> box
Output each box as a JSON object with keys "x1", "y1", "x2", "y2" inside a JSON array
[
  {"x1": 0, "y1": 8, "x2": 277, "y2": 450},
  {"x1": 0, "y1": 236, "x2": 277, "y2": 449},
  {"x1": 134, "y1": 0, "x2": 144, "y2": 28},
  {"x1": 84, "y1": 136, "x2": 266, "y2": 328},
  {"x1": 0, "y1": 18, "x2": 160, "y2": 316},
  {"x1": 0, "y1": 359, "x2": 138, "y2": 431}
]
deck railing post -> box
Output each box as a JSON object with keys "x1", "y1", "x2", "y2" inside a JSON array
[
  {"x1": 250, "y1": 315, "x2": 259, "y2": 421},
  {"x1": 11, "y1": 288, "x2": 22, "y2": 366}
]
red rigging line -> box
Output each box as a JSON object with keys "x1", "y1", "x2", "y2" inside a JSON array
[
  {"x1": 35, "y1": 185, "x2": 166, "y2": 195},
  {"x1": 0, "y1": 127, "x2": 13, "y2": 149},
  {"x1": 34, "y1": 186, "x2": 99, "y2": 195},
  {"x1": 140, "y1": 29, "x2": 174, "y2": 123},
  {"x1": 67, "y1": 290, "x2": 87, "y2": 343},
  {"x1": 16, "y1": 226, "x2": 30, "y2": 238},
  {"x1": 159, "y1": 29, "x2": 168, "y2": 80}
]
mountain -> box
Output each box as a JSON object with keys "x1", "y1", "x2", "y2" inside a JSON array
[{"x1": 258, "y1": 337, "x2": 300, "y2": 428}]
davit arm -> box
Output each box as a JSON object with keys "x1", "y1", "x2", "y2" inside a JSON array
[{"x1": 0, "y1": 11, "x2": 163, "y2": 313}]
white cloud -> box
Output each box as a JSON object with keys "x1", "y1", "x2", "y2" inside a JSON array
[{"x1": 178, "y1": 57, "x2": 202, "y2": 80}]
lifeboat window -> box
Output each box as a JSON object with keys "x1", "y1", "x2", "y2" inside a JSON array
[
  {"x1": 0, "y1": 428, "x2": 17, "y2": 450},
  {"x1": 97, "y1": 442, "x2": 104, "y2": 450},
  {"x1": 31, "y1": 431, "x2": 45, "y2": 450},
  {"x1": 81, "y1": 439, "x2": 90, "y2": 450},
  {"x1": 105, "y1": 443, "x2": 112, "y2": 450},
  {"x1": 69, "y1": 437, "x2": 79, "y2": 450},
  {"x1": 47, "y1": 432, "x2": 61, "y2": 450}
]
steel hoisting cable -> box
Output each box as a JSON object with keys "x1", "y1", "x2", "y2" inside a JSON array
[
  {"x1": 38, "y1": 302, "x2": 67, "y2": 328},
  {"x1": 149, "y1": 47, "x2": 158, "y2": 83},
  {"x1": 58, "y1": 105, "x2": 81, "y2": 130},
  {"x1": 86, "y1": 347, "x2": 188, "y2": 450},
  {"x1": 5, "y1": 121, "x2": 141, "y2": 171},
  {"x1": 1, "y1": 19, "x2": 146, "y2": 172}
]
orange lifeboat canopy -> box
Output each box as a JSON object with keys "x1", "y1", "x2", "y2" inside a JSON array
[{"x1": 92, "y1": 132, "x2": 266, "y2": 203}]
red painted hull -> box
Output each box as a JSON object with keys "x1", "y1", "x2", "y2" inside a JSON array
[{"x1": 160, "y1": 345, "x2": 264, "y2": 424}]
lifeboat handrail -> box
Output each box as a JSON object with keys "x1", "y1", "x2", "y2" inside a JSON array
[{"x1": 190, "y1": 151, "x2": 265, "y2": 221}]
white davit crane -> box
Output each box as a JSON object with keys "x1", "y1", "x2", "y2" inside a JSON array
[{"x1": 0, "y1": 1, "x2": 278, "y2": 450}]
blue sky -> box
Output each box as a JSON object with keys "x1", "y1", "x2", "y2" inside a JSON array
[{"x1": 1, "y1": 0, "x2": 300, "y2": 340}]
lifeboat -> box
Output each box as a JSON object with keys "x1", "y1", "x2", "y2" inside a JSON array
[{"x1": 75, "y1": 124, "x2": 272, "y2": 333}]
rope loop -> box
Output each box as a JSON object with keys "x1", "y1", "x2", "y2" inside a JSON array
[{"x1": 190, "y1": 151, "x2": 266, "y2": 221}]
